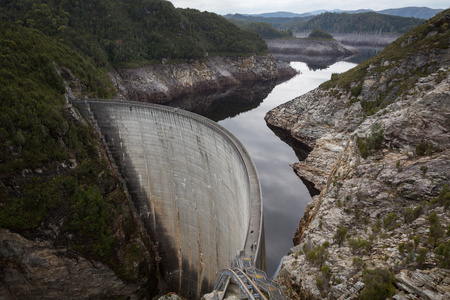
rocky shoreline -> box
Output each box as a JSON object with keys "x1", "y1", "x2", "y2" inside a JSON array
[
  {"x1": 109, "y1": 54, "x2": 297, "y2": 104},
  {"x1": 266, "y1": 11, "x2": 450, "y2": 299}
]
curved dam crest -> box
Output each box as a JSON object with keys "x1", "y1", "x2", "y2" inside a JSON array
[{"x1": 73, "y1": 99, "x2": 264, "y2": 299}]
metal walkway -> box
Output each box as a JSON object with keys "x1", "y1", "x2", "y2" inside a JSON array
[{"x1": 212, "y1": 254, "x2": 287, "y2": 300}]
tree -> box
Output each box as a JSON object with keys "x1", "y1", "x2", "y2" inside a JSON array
[
  {"x1": 361, "y1": 268, "x2": 396, "y2": 300},
  {"x1": 308, "y1": 28, "x2": 333, "y2": 39},
  {"x1": 334, "y1": 225, "x2": 348, "y2": 247}
]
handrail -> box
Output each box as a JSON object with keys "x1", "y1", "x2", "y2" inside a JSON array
[{"x1": 212, "y1": 255, "x2": 287, "y2": 300}]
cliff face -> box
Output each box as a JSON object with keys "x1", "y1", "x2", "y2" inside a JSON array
[
  {"x1": 266, "y1": 10, "x2": 450, "y2": 299},
  {"x1": 109, "y1": 54, "x2": 297, "y2": 104}
]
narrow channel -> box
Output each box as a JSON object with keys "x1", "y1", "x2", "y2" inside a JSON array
[{"x1": 218, "y1": 61, "x2": 357, "y2": 276}]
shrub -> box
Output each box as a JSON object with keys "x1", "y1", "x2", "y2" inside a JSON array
[
  {"x1": 360, "y1": 268, "x2": 396, "y2": 300},
  {"x1": 372, "y1": 219, "x2": 382, "y2": 234},
  {"x1": 306, "y1": 243, "x2": 329, "y2": 268},
  {"x1": 430, "y1": 185, "x2": 450, "y2": 209},
  {"x1": 308, "y1": 28, "x2": 333, "y2": 39},
  {"x1": 428, "y1": 223, "x2": 445, "y2": 249},
  {"x1": 383, "y1": 212, "x2": 398, "y2": 230},
  {"x1": 435, "y1": 240, "x2": 450, "y2": 268},
  {"x1": 416, "y1": 247, "x2": 428, "y2": 267},
  {"x1": 334, "y1": 226, "x2": 348, "y2": 247},
  {"x1": 356, "y1": 123, "x2": 385, "y2": 158},
  {"x1": 348, "y1": 237, "x2": 372, "y2": 254},
  {"x1": 353, "y1": 257, "x2": 366, "y2": 271},
  {"x1": 404, "y1": 205, "x2": 423, "y2": 223},
  {"x1": 416, "y1": 142, "x2": 433, "y2": 156}
]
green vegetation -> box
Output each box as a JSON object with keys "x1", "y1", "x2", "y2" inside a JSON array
[
  {"x1": 308, "y1": 28, "x2": 333, "y2": 39},
  {"x1": 353, "y1": 257, "x2": 366, "y2": 271},
  {"x1": 427, "y1": 212, "x2": 445, "y2": 249},
  {"x1": 0, "y1": 22, "x2": 113, "y2": 176},
  {"x1": 305, "y1": 241, "x2": 330, "y2": 268},
  {"x1": 403, "y1": 205, "x2": 423, "y2": 223},
  {"x1": 356, "y1": 123, "x2": 385, "y2": 159},
  {"x1": 320, "y1": 9, "x2": 450, "y2": 116},
  {"x1": 429, "y1": 184, "x2": 450, "y2": 209},
  {"x1": 360, "y1": 268, "x2": 396, "y2": 300},
  {"x1": 416, "y1": 142, "x2": 434, "y2": 156},
  {"x1": 240, "y1": 22, "x2": 293, "y2": 38},
  {"x1": 435, "y1": 240, "x2": 450, "y2": 268},
  {"x1": 0, "y1": 23, "x2": 148, "y2": 282},
  {"x1": 292, "y1": 12, "x2": 423, "y2": 34},
  {"x1": 333, "y1": 225, "x2": 348, "y2": 247},
  {"x1": 348, "y1": 236, "x2": 372, "y2": 254},
  {"x1": 0, "y1": 0, "x2": 267, "y2": 67},
  {"x1": 226, "y1": 11, "x2": 423, "y2": 34},
  {"x1": 383, "y1": 212, "x2": 399, "y2": 231}
]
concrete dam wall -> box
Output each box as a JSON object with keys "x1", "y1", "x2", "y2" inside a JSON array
[{"x1": 73, "y1": 99, "x2": 264, "y2": 299}]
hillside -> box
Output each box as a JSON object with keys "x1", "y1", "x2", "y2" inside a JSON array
[
  {"x1": 0, "y1": 22, "x2": 160, "y2": 299},
  {"x1": 265, "y1": 9, "x2": 450, "y2": 299},
  {"x1": 378, "y1": 7, "x2": 444, "y2": 19},
  {"x1": 291, "y1": 12, "x2": 424, "y2": 34},
  {"x1": 0, "y1": 0, "x2": 267, "y2": 67},
  {"x1": 226, "y1": 11, "x2": 425, "y2": 38}
]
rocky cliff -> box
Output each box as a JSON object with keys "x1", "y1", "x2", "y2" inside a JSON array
[
  {"x1": 265, "y1": 38, "x2": 359, "y2": 67},
  {"x1": 265, "y1": 10, "x2": 450, "y2": 299},
  {"x1": 109, "y1": 54, "x2": 297, "y2": 104}
]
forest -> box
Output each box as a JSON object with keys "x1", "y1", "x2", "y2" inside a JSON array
[
  {"x1": 0, "y1": 0, "x2": 268, "y2": 67},
  {"x1": 226, "y1": 11, "x2": 424, "y2": 35}
]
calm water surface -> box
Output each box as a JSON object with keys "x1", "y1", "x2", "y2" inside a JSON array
[{"x1": 218, "y1": 61, "x2": 357, "y2": 276}]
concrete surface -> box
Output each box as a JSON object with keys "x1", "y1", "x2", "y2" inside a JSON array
[{"x1": 73, "y1": 99, "x2": 264, "y2": 299}]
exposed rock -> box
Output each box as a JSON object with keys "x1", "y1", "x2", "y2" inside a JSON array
[
  {"x1": 266, "y1": 38, "x2": 358, "y2": 57},
  {"x1": 0, "y1": 229, "x2": 137, "y2": 299},
  {"x1": 267, "y1": 10, "x2": 450, "y2": 300},
  {"x1": 109, "y1": 54, "x2": 297, "y2": 104}
]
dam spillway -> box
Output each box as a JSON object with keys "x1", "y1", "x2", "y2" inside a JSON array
[{"x1": 73, "y1": 99, "x2": 264, "y2": 299}]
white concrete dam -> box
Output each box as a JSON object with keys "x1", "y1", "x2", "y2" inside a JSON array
[{"x1": 73, "y1": 99, "x2": 264, "y2": 299}]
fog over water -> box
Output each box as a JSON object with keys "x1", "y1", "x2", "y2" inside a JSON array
[{"x1": 218, "y1": 61, "x2": 357, "y2": 276}]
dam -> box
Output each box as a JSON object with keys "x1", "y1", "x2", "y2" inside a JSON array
[{"x1": 73, "y1": 99, "x2": 264, "y2": 299}]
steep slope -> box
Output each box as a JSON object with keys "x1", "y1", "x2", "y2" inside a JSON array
[
  {"x1": 265, "y1": 9, "x2": 450, "y2": 299},
  {"x1": 0, "y1": 0, "x2": 268, "y2": 67},
  {"x1": 0, "y1": 23, "x2": 159, "y2": 299}
]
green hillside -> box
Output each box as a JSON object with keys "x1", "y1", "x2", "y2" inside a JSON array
[
  {"x1": 0, "y1": 0, "x2": 267, "y2": 67},
  {"x1": 292, "y1": 12, "x2": 424, "y2": 33},
  {"x1": 320, "y1": 8, "x2": 450, "y2": 115},
  {"x1": 0, "y1": 22, "x2": 153, "y2": 287}
]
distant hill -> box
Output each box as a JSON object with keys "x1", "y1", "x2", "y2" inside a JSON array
[
  {"x1": 291, "y1": 12, "x2": 424, "y2": 34},
  {"x1": 378, "y1": 7, "x2": 444, "y2": 19},
  {"x1": 241, "y1": 6, "x2": 443, "y2": 20},
  {"x1": 226, "y1": 11, "x2": 424, "y2": 35}
]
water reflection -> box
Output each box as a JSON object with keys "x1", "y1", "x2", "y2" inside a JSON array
[
  {"x1": 271, "y1": 53, "x2": 357, "y2": 71},
  {"x1": 173, "y1": 60, "x2": 358, "y2": 276},
  {"x1": 165, "y1": 79, "x2": 292, "y2": 122}
]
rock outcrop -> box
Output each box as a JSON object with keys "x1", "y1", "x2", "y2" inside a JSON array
[
  {"x1": 266, "y1": 10, "x2": 450, "y2": 299},
  {"x1": 109, "y1": 54, "x2": 297, "y2": 104},
  {"x1": 265, "y1": 38, "x2": 359, "y2": 67}
]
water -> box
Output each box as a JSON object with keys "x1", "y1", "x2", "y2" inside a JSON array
[{"x1": 217, "y1": 61, "x2": 357, "y2": 276}]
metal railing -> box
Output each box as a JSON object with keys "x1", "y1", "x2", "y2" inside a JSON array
[{"x1": 213, "y1": 255, "x2": 287, "y2": 300}]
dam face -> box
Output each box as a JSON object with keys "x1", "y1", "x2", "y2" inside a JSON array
[{"x1": 74, "y1": 100, "x2": 263, "y2": 299}]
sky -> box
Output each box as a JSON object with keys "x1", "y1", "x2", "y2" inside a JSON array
[{"x1": 168, "y1": 0, "x2": 448, "y2": 15}]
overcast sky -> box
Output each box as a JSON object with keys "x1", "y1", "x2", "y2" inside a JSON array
[{"x1": 169, "y1": 0, "x2": 448, "y2": 15}]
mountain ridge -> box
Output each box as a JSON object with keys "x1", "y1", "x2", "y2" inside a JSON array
[{"x1": 240, "y1": 6, "x2": 444, "y2": 20}]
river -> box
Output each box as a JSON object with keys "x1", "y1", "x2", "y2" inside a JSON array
[{"x1": 217, "y1": 61, "x2": 358, "y2": 276}]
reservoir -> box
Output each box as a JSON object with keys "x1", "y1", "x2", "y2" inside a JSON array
[
  {"x1": 166, "y1": 58, "x2": 362, "y2": 277},
  {"x1": 211, "y1": 61, "x2": 357, "y2": 276}
]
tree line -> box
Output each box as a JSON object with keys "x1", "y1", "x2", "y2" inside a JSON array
[{"x1": 0, "y1": 0, "x2": 268, "y2": 67}]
